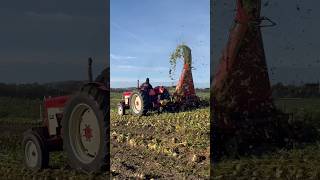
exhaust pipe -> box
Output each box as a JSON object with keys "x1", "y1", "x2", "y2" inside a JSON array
[{"x1": 88, "y1": 57, "x2": 93, "y2": 82}]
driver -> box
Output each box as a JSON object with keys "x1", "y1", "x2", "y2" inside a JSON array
[{"x1": 140, "y1": 78, "x2": 153, "y2": 92}]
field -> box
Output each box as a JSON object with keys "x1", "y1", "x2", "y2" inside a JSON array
[
  {"x1": 0, "y1": 95, "x2": 319, "y2": 179},
  {"x1": 110, "y1": 91, "x2": 210, "y2": 179},
  {"x1": 213, "y1": 98, "x2": 320, "y2": 179},
  {"x1": 0, "y1": 90, "x2": 211, "y2": 179}
]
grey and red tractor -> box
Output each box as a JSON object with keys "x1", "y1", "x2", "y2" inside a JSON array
[
  {"x1": 22, "y1": 62, "x2": 109, "y2": 172},
  {"x1": 117, "y1": 85, "x2": 173, "y2": 116}
]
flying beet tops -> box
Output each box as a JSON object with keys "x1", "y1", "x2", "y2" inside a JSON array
[{"x1": 213, "y1": 0, "x2": 274, "y2": 116}]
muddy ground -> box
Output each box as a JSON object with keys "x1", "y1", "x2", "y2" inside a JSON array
[
  {"x1": 1, "y1": 95, "x2": 320, "y2": 179},
  {"x1": 0, "y1": 94, "x2": 210, "y2": 179},
  {"x1": 110, "y1": 109, "x2": 210, "y2": 179}
]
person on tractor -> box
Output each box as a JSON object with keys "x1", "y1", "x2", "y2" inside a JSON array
[
  {"x1": 140, "y1": 78, "x2": 157, "y2": 96},
  {"x1": 140, "y1": 78, "x2": 153, "y2": 91}
]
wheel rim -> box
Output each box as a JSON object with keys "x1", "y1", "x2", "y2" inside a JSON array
[
  {"x1": 25, "y1": 140, "x2": 38, "y2": 168},
  {"x1": 118, "y1": 105, "x2": 123, "y2": 115},
  {"x1": 69, "y1": 103, "x2": 101, "y2": 164},
  {"x1": 131, "y1": 94, "x2": 142, "y2": 114}
]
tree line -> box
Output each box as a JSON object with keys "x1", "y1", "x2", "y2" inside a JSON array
[
  {"x1": 0, "y1": 82, "x2": 319, "y2": 99},
  {"x1": 0, "y1": 81, "x2": 84, "y2": 99},
  {"x1": 272, "y1": 82, "x2": 320, "y2": 98}
]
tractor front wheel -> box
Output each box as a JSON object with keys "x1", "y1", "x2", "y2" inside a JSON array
[
  {"x1": 62, "y1": 84, "x2": 108, "y2": 173},
  {"x1": 22, "y1": 128, "x2": 49, "y2": 171},
  {"x1": 117, "y1": 102, "x2": 125, "y2": 116}
]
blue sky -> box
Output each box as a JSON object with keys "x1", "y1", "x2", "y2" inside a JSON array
[{"x1": 110, "y1": 0, "x2": 210, "y2": 88}]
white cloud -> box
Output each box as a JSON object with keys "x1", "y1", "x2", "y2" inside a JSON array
[
  {"x1": 110, "y1": 53, "x2": 137, "y2": 60},
  {"x1": 25, "y1": 11, "x2": 73, "y2": 21},
  {"x1": 113, "y1": 65, "x2": 167, "y2": 71},
  {"x1": 111, "y1": 22, "x2": 148, "y2": 46}
]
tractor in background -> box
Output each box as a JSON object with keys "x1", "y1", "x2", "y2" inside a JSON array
[
  {"x1": 22, "y1": 59, "x2": 109, "y2": 172},
  {"x1": 117, "y1": 45, "x2": 200, "y2": 116}
]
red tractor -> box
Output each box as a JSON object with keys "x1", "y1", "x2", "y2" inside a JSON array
[
  {"x1": 22, "y1": 60, "x2": 109, "y2": 172},
  {"x1": 118, "y1": 84, "x2": 172, "y2": 116}
]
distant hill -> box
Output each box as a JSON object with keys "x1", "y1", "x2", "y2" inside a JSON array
[
  {"x1": 43, "y1": 80, "x2": 86, "y2": 93},
  {"x1": 1, "y1": 80, "x2": 319, "y2": 99},
  {"x1": 0, "y1": 81, "x2": 86, "y2": 99},
  {"x1": 111, "y1": 86, "x2": 210, "y2": 93}
]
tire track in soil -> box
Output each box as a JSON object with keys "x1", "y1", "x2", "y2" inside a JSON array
[{"x1": 111, "y1": 140, "x2": 208, "y2": 179}]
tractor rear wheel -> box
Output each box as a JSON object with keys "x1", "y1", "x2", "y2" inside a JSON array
[
  {"x1": 62, "y1": 84, "x2": 108, "y2": 173},
  {"x1": 22, "y1": 128, "x2": 49, "y2": 171},
  {"x1": 130, "y1": 92, "x2": 149, "y2": 116}
]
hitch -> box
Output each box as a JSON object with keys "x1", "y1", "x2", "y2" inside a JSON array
[{"x1": 253, "y1": 16, "x2": 277, "y2": 28}]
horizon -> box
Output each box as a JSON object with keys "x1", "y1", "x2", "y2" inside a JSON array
[
  {"x1": 0, "y1": 78, "x2": 319, "y2": 87},
  {"x1": 111, "y1": 80, "x2": 210, "y2": 89}
]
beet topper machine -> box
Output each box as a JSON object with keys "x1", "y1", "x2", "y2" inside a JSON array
[
  {"x1": 212, "y1": 0, "x2": 285, "y2": 157},
  {"x1": 117, "y1": 45, "x2": 200, "y2": 116}
]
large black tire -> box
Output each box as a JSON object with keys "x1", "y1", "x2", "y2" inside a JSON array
[
  {"x1": 22, "y1": 128, "x2": 49, "y2": 171},
  {"x1": 62, "y1": 84, "x2": 108, "y2": 173},
  {"x1": 130, "y1": 91, "x2": 149, "y2": 116}
]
